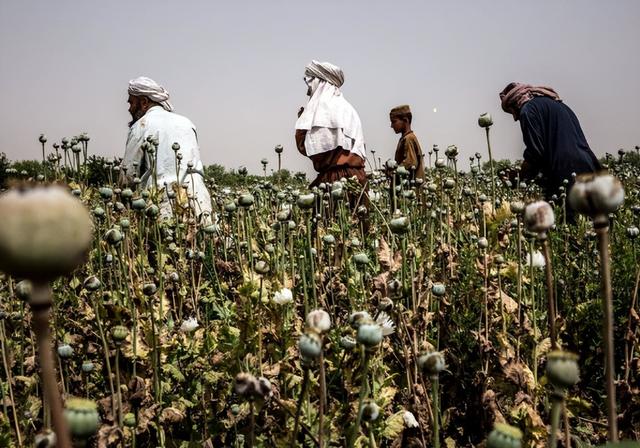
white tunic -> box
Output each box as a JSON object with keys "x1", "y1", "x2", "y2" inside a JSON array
[
  {"x1": 123, "y1": 106, "x2": 212, "y2": 221},
  {"x1": 295, "y1": 81, "x2": 366, "y2": 160}
]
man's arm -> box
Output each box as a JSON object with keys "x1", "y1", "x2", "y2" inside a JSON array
[
  {"x1": 402, "y1": 138, "x2": 420, "y2": 173},
  {"x1": 295, "y1": 107, "x2": 308, "y2": 156},
  {"x1": 121, "y1": 129, "x2": 144, "y2": 186},
  {"x1": 295, "y1": 129, "x2": 307, "y2": 156}
]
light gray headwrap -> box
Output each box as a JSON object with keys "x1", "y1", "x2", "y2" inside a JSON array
[
  {"x1": 304, "y1": 60, "x2": 344, "y2": 87},
  {"x1": 128, "y1": 76, "x2": 174, "y2": 112}
]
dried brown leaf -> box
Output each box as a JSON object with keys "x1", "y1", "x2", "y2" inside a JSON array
[
  {"x1": 96, "y1": 424, "x2": 123, "y2": 448},
  {"x1": 503, "y1": 361, "x2": 536, "y2": 393}
]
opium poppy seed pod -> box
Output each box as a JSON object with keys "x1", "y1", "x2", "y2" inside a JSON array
[
  {"x1": 93, "y1": 207, "x2": 105, "y2": 218},
  {"x1": 83, "y1": 275, "x2": 101, "y2": 292},
  {"x1": 349, "y1": 311, "x2": 372, "y2": 329},
  {"x1": 131, "y1": 198, "x2": 146, "y2": 210},
  {"x1": 81, "y1": 360, "x2": 94, "y2": 373},
  {"x1": 105, "y1": 228, "x2": 123, "y2": 245},
  {"x1": 234, "y1": 372, "x2": 258, "y2": 397},
  {"x1": 387, "y1": 279, "x2": 402, "y2": 296},
  {"x1": 254, "y1": 260, "x2": 270, "y2": 275},
  {"x1": 523, "y1": 201, "x2": 554, "y2": 234},
  {"x1": 121, "y1": 188, "x2": 133, "y2": 200},
  {"x1": 296, "y1": 193, "x2": 315, "y2": 209},
  {"x1": 224, "y1": 201, "x2": 237, "y2": 213},
  {"x1": 64, "y1": 398, "x2": 101, "y2": 439},
  {"x1": 360, "y1": 400, "x2": 380, "y2": 422},
  {"x1": 142, "y1": 283, "x2": 157, "y2": 296},
  {"x1": 396, "y1": 166, "x2": 410, "y2": 178},
  {"x1": 331, "y1": 187, "x2": 344, "y2": 199},
  {"x1": 306, "y1": 309, "x2": 331, "y2": 333},
  {"x1": 15, "y1": 280, "x2": 32, "y2": 301},
  {"x1": 443, "y1": 178, "x2": 456, "y2": 189},
  {"x1": 0, "y1": 185, "x2": 93, "y2": 281},
  {"x1": 340, "y1": 335, "x2": 357, "y2": 350},
  {"x1": 145, "y1": 204, "x2": 160, "y2": 219},
  {"x1": 431, "y1": 283, "x2": 446, "y2": 297},
  {"x1": 385, "y1": 159, "x2": 398, "y2": 170},
  {"x1": 435, "y1": 158, "x2": 446, "y2": 169},
  {"x1": 478, "y1": 112, "x2": 493, "y2": 128},
  {"x1": 378, "y1": 297, "x2": 394, "y2": 311},
  {"x1": 57, "y1": 344, "x2": 73, "y2": 359},
  {"x1": 509, "y1": 201, "x2": 525, "y2": 215},
  {"x1": 238, "y1": 194, "x2": 254, "y2": 207},
  {"x1": 486, "y1": 423, "x2": 522, "y2": 448},
  {"x1": 98, "y1": 187, "x2": 113, "y2": 200},
  {"x1": 353, "y1": 252, "x2": 370, "y2": 266},
  {"x1": 546, "y1": 350, "x2": 580, "y2": 390},
  {"x1": 110, "y1": 325, "x2": 128, "y2": 343},
  {"x1": 322, "y1": 234, "x2": 335, "y2": 245},
  {"x1": 123, "y1": 413, "x2": 136, "y2": 428},
  {"x1": 276, "y1": 209, "x2": 290, "y2": 222},
  {"x1": 569, "y1": 173, "x2": 624, "y2": 218},
  {"x1": 257, "y1": 376, "x2": 273, "y2": 399},
  {"x1": 403, "y1": 190, "x2": 416, "y2": 199},
  {"x1": 298, "y1": 332, "x2": 322, "y2": 359},
  {"x1": 356, "y1": 320, "x2": 383, "y2": 347},
  {"x1": 418, "y1": 351, "x2": 445, "y2": 378},
  {"x1": 389, "y1": 216, "x2": 410, "y2": 234}
]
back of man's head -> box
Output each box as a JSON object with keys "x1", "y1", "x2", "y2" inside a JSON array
[{"x1": 128, "y1": 76, "x2": 174, "y2": 112}]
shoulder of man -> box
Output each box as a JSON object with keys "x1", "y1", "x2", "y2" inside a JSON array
[
  {"x1": 149, "y1": 108, "x2": 197, "y2": 130},
  {"x1": 404, "y1": 132, "x2": 422, "y2": 148}
]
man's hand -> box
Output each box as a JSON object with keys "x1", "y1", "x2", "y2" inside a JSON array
[{"x1": 297, "y1": 107, "x2": 304, "y2": 118}]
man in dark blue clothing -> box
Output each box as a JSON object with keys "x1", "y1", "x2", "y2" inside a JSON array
[{"x1": 500, "y1": 82, "x2": 601, "y2": 201}]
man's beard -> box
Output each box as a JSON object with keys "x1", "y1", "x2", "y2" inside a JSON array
[{"x1": 128, "y1": 106, "x2": 144, "y2": 127}]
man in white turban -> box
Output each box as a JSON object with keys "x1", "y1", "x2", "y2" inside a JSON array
[
  {"x1": 122, "y1": 76, "x2": 212, "y2": 222},
  {"x1": 295, "y1": 60, "x2": 367, "y2": 188}
]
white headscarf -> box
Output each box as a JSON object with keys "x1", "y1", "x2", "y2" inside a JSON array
[
  {"x1": 295, "y1": 61, "x2": 366, "y2": 160},
  {"x1": 304, "y1": 60, "x2": 344, "y2": 87},
  {"x1": 128, "y1": 76, "x2": 174, "y2": 112}
]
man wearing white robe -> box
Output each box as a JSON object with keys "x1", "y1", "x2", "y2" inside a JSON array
[
  {"x1": 122, "y1": 76, "x2": 212, "y2": 222},
  {"x1": 295, "y1": 60, "x2": 367, "y2": 188}
]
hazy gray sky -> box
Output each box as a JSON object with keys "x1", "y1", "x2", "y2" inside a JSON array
[{"x1": 1, "y1": 0, "x2": 638, "y2": 176}]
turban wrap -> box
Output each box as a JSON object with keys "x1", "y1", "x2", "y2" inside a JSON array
[
  {"x1": 500, "y1": 82, "x2": 560, "y2": 119},
  {"x1": 128, "y1": 76, "x2": 174, "y2": 112},
  {"x1": 304, "y1": 60, "x2": 345, "y2": 88}
]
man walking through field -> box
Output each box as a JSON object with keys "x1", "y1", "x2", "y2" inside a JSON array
[
  {"x1": 295, "y1": 60, "x2": 367, "y2": 188},
  {"x1": 122, "y1": 76, "x2": 212, "y2": 222}
]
